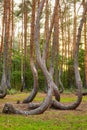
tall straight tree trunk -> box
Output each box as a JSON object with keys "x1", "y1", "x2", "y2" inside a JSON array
[
  {"x1": 0, "y1": 16, "x2": 4, "y2": 58},
  {"x1": 67, "y1": 9, "x2": 72, "y2": 88},
  {"x1": 44, "y1": 0, "x2": 49, "y2": 92},
  {"x1": 61, "y1": 14, "x2": 64, "y2": 81},
  {"x1": 7, "y1": 0, "x2": 14, "y2": 90},
  {"x1": 44, "y1": 0, "x2": 49, "y2": 58},
  {"x1": 7, "y1": 0, "x2": 12, "y2": 90},
  {"x1": 38, "y1": 0, "x2": 40, "y2": 42},
  {"x1": 64, "y1": 5, "x2": 67, "y2": 87},
  {"x1": 84, "y1": 0, "x2": 87, "y2": 88},
  {"x1": 50, "y1": 0, "x2": 59, "y2": 86},
  {"x1": 73, "y1": 0, "x2": 76, "y2": 56},
  {"x1": 0, "y1": 0, "x2": 11, "y2": 98},
  {"x1": 21, "y1": 0, "x2": 25, "y2": 92},
  {"x1": 54, "y1": 0, "x2": 59, "y2": 87},
  {"x1": 23, "y1": 0, "x2": 28, "y2": 89}
]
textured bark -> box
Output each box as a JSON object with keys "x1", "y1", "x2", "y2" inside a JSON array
[
  {"x1": 0, "y1": 0, "x2": 11, "y2": 98},
  {"x1": 51, "y1": 2, "x2": 87, "y2": 110},
  {"x1": 44, "y1": 0, "x2": 49, "y2": 92},
  {"x1": 42, "y1": 0, "x2": 60, "y2": 101},
  {"x1": 67, "y1": 9, "x2": 72, "y2": 88},
  {"x1": 84, "y1": 0, "x2": 87, "y2": 88},
  {"x1": 44, "y1": 0, "x2": 49, "y2": 58},
  {"x1": 73, "y1": 0, "x2": 77, "y2": 56},
  {"x1": 7, "y1": 0, "x2": 14, "y2": 90},
  {"x1": 61, "y1": 11, "x2": 65, "y2": 86},
  {"x1": 23, "y1": 0, "x2": 38, "y2": 103},
  {"x1": 3, "y1": 0, "x2": 53, "y2": 115},
  {"x1": 3, "y1": 87, "x2": 53, "y2": 115},
  {"x1": 42, "y1": 1, "x2": 57, "y2": 64},
  {"x1": 28, "y1": 103, "x2": 41, "y2": 109},
  {"x1": 21, "y1": 0, "x2": 28, "y2": 92},
  {"x1": 3, "y1": 0, "x2": 86, "y2": 114},
  {"x1": 54, "y1": 0, "x2": 59, "y2": 87},
  {"x1": 20, "y1": 2, "x2": 24, "y2": 92},
  {"x1": 0, "y1": 16, "x2": 4, "y2": 57},
  {"x1": 6, "y1": 0, "x2": 11, "y2": 90}
]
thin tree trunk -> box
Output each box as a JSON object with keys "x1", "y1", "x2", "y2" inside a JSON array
[
  {"x1": 0, "y1": 16, "x2": 4, "y2": 58},
  {"x1": 21, "y1": 0, "x2": 25, "y2": 92},
  {"x1": 7, "y1": 0, "x2": 12, "y2": 90},
  {"x1": 52, "y1": 2, "x2": 87, "y2": 110},
  {"x1": 44, "y1": 0, "x2": 49, "y2": 93},
  {"x1": 84, "y1": 0, "x2": 87, "y2": 88},
  {"x1": 0, "y1": 0, "x2": 11, "y2": 98},
  {"x1": 42, "y1": 0, "x2": 60, "y2": 101},
  {"x1": 23, "y1": 0, "x2": 38, "y2": 103}
]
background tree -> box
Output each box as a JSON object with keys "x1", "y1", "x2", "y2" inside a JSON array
[{"x1": 0, "y1": 0, "x2": 11, "y2": 98}]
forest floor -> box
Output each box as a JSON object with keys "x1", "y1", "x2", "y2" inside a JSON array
[{"x1": 0, "y1": 92, "x2": 87, "y2": 130}]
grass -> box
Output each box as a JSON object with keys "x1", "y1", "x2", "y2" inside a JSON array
[
  {"x1": 0, "y1": 112, "x2": 87, "y2": 130},
  {"x1": 0, "y1": 92, "x2": 87, "y2": 130}
]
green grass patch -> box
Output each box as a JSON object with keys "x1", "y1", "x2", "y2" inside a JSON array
[
  {"x1": 0, "y1": 112, "x2": 87, "y2": 130},
  {"x1": 0, "y1": 92, "x2": 87, "y2": 130}
]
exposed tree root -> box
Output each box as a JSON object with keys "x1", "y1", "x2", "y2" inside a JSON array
[
  {"x1": 52, "y1": 87, "x2": 82, "y2": 110},
  {"x1": 28, "y1": 103, "x2": 41, "y2": 109},
  {"x1": 23, "y1": 88, "x2": 38, "y2": 103},
  {"x1": 3, "y1": 87, "x2": 53, "y2": 115}
]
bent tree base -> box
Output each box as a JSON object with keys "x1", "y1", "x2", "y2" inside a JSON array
[{"x1": 2, "y1": 0, "x2": 87, "y2": 115}]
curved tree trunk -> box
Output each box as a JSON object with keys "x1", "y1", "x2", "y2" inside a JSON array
[
  {"x1": 42, "y1": 0, "x2": 60, "y2": 101},
  {"x1": 23, "y1": 60, "x2": 38, "y2": 103},
  {"x1": 23, "y1": 0, "x2": 38, "y2": 103},
  {"x1": 2, "y1": 0, "x2": 59, "y2": 115},
  {"x1": 3, "y1": 0, "x2": 53, "y2": 115},
  {"x1": 3, "y1": 0, "x2": 87, "y2": 115},
  {"x1": 51, "y1": 2, "x2": 87, "y2": 110},
  {"x1": 3, "y1": 85, "x2": 53, "y2": 115}
]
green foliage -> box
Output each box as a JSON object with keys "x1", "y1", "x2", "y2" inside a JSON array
[
  {"x1": 8, "y1": 49, "x2": 45, "y2": 91},
  {"x1": 78, "y1": 49, "x2": 84, "y2": 84},
  {"x1": 61, "y1": 48, "x2": 85, "y2": 89},
  {"x1": 38, "y1": 69, "x2": 45, "y2": 90},
  {"x1": 7, "y1": 89, "x2": 18, "y2": 95},
  {"x1": 78, "y1": 49, "x2": 84, "y2": 69},
  {"x1": 0, "y1": 43, "x2": 85, "y2": 91}
]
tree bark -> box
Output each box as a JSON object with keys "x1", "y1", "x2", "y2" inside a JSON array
[
  {"x1": 23, "y1": 0, "x2": 38, "y2": 103},
  {"x1": 3, "y1": 0, "x2": 87, "y2": 114},
  {"x1": 84, "y1": 0, "x2": 87, "y2": 88},
  {"x1": 3, "y1": 0, "x2": 53, "y2": 114},
  {"x1": 0, "y1": 0, "x2": 11, "y2": 98},
  {"x1": 51, "y1": 2, "x2": 87, "y2": 110}
]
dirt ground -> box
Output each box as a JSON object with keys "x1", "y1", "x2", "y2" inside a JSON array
[{"x1": 0, "y1": 92, "x2": 87, "y2": 116}]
